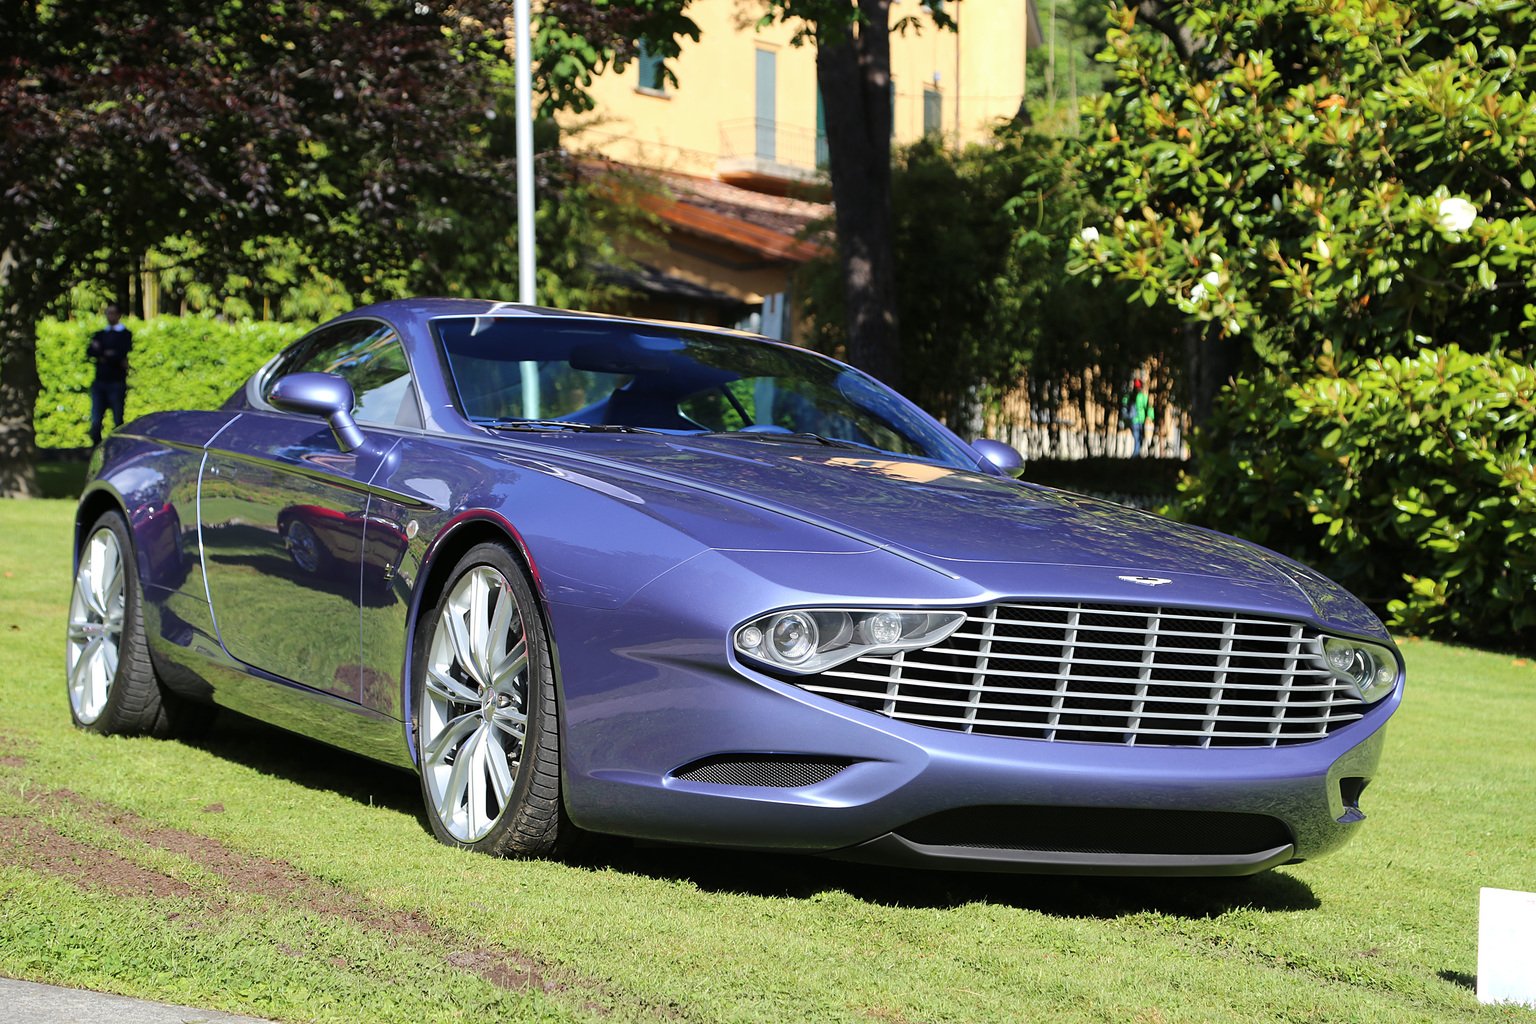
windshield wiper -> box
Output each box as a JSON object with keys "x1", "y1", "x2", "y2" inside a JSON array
[{"x1": 479, "y1": 418, "x2": 662, "y2": 434}]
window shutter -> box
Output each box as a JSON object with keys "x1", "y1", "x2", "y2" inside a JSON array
[
  {"x1": 815, "y1": 89, "x2": 829, "y2": 168},
  {"x1": 755, "y1": 49, "x2": 777, "y2": 160},
  {"x1": 637, "y1": 41, "x2": 665, "y2": 92},
  {"x1": 923, "y1": 87, "x2": 942, "y2": 134}
]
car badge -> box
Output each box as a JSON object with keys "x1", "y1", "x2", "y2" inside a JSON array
[{"x1": 1118, "y1": 575, "x2": 1173, "y2": 587}]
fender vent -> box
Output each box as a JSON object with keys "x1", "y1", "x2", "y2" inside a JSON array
[{"x1": 671, "y1": 754, "x2": 851, "y2": 788}]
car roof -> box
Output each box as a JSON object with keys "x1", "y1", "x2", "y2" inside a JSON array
[{"x1": 339, "y1": 298, "x2": 773, "y2": 344}]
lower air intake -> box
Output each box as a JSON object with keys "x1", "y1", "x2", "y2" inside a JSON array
[
  {"x1": 896, "y1": 805, "x2": 1294, "y2": 856},
  {"x1": 671, "y1": 754, "x2": 851, "y2": 788}
]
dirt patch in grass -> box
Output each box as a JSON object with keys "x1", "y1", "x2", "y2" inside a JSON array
[
  {"x1": 15, "y1": 787, "x2": 607, "y2": 1006},
  {"x1": 446, "y1": 948, "x2": 567, "y2": 996},
  {"x1": 0, "y1": 732, "x2": 33, "y2": 767},
  {"x1": 0, "y1": 814, "x2": 194, "y2": 900}
]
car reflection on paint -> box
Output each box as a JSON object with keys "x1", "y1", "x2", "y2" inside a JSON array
[{"x1": 277, "y1": 504, "x2": 410, "y2": 591}]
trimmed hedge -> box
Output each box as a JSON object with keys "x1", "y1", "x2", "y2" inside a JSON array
[
  {"x1": 37, "y1": 316, "x2": 306, "y2": 448},
  {"x1": 1172, "y1": 347, "x2": 1535, "y2": 648}
]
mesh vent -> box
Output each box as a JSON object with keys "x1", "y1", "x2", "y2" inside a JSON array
[
  {"x1": 896, "y1": 805, "x2": 1294, "y2": 856},
  {"x1": 797, "y1": 602, "x2": 1366, "y2": 748},
  {"x1": 671, "y1": 754, "x2": 850, "y2": 788}
]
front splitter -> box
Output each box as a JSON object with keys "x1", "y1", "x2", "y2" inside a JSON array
[{"x1": 823, "y1": 833, "x2": 1297, "y2": 876}]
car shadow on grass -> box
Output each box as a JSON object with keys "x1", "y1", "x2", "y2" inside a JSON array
[
  {"x1": 187, "y1": 709, "x2": 427, "y2": 826},
  {"x1": 580, "y1": 839, "x2": 1321, "y2": 920},
  {"x1": 183, "y1": 713, "x2": 1318, "y2": 921}
]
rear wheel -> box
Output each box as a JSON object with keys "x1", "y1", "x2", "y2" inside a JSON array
[
  {"x1": 413, "y1": 542, "x2": 575, "y2": 856},
  {"x1": 66, "y1": 510, "x2": 214, "y2": 738}
]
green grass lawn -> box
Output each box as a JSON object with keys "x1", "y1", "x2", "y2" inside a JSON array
[{"x1": 2, "y1": 498, "x2": 1533, "y2": 1023}]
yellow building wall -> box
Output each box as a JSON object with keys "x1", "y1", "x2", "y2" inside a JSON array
[{"x1": 565, "y1": 0, "x2": 1038, "y2": 176}]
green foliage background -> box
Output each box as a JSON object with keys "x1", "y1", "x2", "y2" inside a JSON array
[
  {"x1": 1072, "y1": 0, "x2": 1536, "y2": 646},
  {"x1": 1174, "y1": 348, "x2": 1535, "y2": 647},
  {"x1": 36, "y1": 318, "x2": 305, "y2": 449},
  {"x1": 799, "y1": 131, "x2": 1182, "y2": 439},
  {"x1": 1074, "y1": 0, "x2": 1536, "y2": 367}
]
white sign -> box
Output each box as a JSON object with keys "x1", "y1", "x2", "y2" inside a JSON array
[{"x1": 1479, "y1": 887, "x2": 1536, "y2": 1007}]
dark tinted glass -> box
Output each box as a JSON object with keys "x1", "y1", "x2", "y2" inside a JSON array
[
  {"x1": 266, "y1": 320, "x2": 416, "y2": 425},
  {"x1": 433, "y1": 316, "x2": 973, "y2": 467}
]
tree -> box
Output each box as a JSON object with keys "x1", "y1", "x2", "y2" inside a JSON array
[
  {"x1": 0, "y1": 1, "x2": 528, "y2": 496},
  {"x1": 806, "y1": 0, "x2": 905, "y2": 388},
  {"x1": 1072, "y1": 0, "x2": 1536, "y2": 397},
  {"x1": 1019, "y1": 0, "x2": 1115, "y2": 131},
  {"x1": 800, "y1": 128, "x2": 1182, "y2": 440},
  {"x1": 541, "y1": 0, "x2": 949, "y2": 392},
  {"x1": 0, "y1": 0, "x2": 695, "y2": 497}
]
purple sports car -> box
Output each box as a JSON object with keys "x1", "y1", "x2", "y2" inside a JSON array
[{"x1": 65, "y1": 299, "x2": 1402, "y2": 874}]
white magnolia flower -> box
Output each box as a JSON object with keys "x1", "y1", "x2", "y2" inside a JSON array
[
  {"x1": 1080, "y1": 226, "x2": 1100, "y2": 243},
  {"x1": 1438, "y1": 197, "x2": 1477, "y2": 233}
]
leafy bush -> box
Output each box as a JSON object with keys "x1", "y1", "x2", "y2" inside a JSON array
[
  {"x1": 1075, "y1": 0, "x2": 1536, "y2": 368},
  {"x1": 798, "y1": 131, "x2": 1182, "y2": 437},
  {"x1": 1172, "y1": 348, "x2": 1535, "y2": 648},
  {"x1": 37, "y1": 316, "x2": 306, "y2": 448}
]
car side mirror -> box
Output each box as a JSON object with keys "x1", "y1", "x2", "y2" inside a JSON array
[
  {"x1": 971, "y1": 438, "x2": 1026, "y2": 478},
  {"x1": 268, "y1": 372, "x2": 365, "y2": 452}
]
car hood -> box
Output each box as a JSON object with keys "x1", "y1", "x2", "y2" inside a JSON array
[{"x1": 517, "y1": 434, "x2": 1294, "y2": 584}]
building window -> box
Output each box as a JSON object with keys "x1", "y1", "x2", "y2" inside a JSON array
[
  {"x1": 636, "y1": 41, "x2": 667, "y2": 95},
  {"x1": 923, "y1": 87, "x2": 942, "y2": 135},
  {"x1": 755, "y1": 48, "x2": 777, "y2": 161}
]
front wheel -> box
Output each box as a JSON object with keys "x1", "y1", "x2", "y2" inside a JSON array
[
  {"x1": 66, "y1": 510, "x2": 213, "y2": 738},
  {"x1": 413, "y1": 542, "x2": 575, "y2": 857}
]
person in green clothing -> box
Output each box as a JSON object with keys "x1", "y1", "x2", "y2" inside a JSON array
[{"x1": 1123, "y1": 377, "x2": 1152, "y2": 457}]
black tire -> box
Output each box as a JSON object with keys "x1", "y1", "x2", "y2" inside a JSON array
[
  {"x1": 412, "y1": 542, "x2": 578, "y2": 857},
  {"x1": 66, "y1": 510, "x2": 215, "y2": 739}
]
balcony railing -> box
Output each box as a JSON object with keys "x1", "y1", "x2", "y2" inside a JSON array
[{"x1": 718, "y1": 118, "x2": 828, "y2": 182}]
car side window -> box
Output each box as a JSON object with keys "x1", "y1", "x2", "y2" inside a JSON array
[{"x1": 265, "y1": 320, "x2": 420, "y2": 426}]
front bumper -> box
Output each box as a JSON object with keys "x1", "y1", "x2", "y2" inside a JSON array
[{"x1": 554, "y1": 600, "x2": 1397, "y2": 875}]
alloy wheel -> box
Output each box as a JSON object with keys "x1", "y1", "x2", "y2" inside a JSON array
[
  {"x1": 419, "y1": 565, "x2": 531, "y2": 842},
  {"x1": 66, "y1": 526, "x2": 126, "y2": 724}
]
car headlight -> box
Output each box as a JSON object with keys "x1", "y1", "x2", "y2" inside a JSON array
[
  {"x1": 734, "y1": 608, "x2": 966, "y2": 675},
  {"x1": 1322, "y1": 637, "x2": 1401, "y2": 703}
]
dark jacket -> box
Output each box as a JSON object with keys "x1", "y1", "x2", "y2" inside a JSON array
[{"x1": 87, "y1": 325, "x2": 133, "y2": 384}]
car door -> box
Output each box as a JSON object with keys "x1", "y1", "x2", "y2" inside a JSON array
[{"x1": 199, "y1": 318, "x2": 417, "y2": 701}]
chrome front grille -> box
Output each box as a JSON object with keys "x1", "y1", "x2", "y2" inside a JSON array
[{"x1": 798, "y1": 602, "x2": 1365, "y2": 748}]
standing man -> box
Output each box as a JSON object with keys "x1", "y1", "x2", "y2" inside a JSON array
[
  {"x1": 86, "y1": 303, "x2": 133, "y2": 446},
  {"x1": 1123, "y1": 377, "x2": 1152, "y2": 458}
]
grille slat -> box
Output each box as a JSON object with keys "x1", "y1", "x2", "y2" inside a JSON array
[
  {"x1": 796, "y1": 602, "x2": 1366, "y2": 748},
  {"x1": 809, "y1": 686, "x2": 1359, "y2": 725},
  {"x1": 949, "y1": 626, "x2": 1315, "y2": 648},
  {"x1": 817, "y1": 675, "x2": 1348, "y2": 707},
  {"x1": 870, "y1": 646, "x2": 1339, "y2": 678},
  {"x1": 823, "y1": 666, "x2": 1346, "y2": 696},
  {"x1": 883, "y1": 708, "x2": 1360, "y2": 736}
]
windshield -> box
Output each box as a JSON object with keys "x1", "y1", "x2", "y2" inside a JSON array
[{"x1": 432, "y1": 316, "x2": 977, "y2": 468}]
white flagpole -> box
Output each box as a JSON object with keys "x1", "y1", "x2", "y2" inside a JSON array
[
  {"x1": 515, "y1": 0, "x2": 535, "y2": 307},
  {"x1": 515, "y1": 0, "x2": 540, "y2": 416}
]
